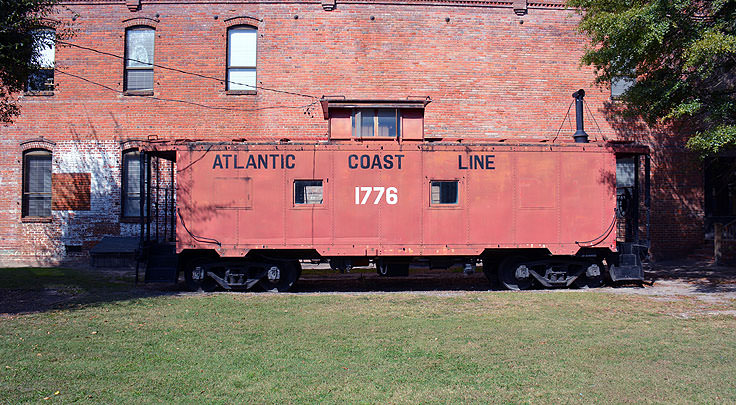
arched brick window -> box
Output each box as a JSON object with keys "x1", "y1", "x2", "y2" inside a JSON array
[
  {"x1": 124, "y1": 26, "x2": 155, "y2": 92},
  {"x1": 227, "y1": 25, "x2": 257, "y2": 91},
  {"x1": 22, "y1": 149, "x2": 52, "y2": 217},
  {"x1": 27, "y1": 28, "x2": 56, "y2": 92}
]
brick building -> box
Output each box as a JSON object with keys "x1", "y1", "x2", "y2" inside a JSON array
[{"x1": 0, "y1": 0, "x2": 704, "y2": 266}]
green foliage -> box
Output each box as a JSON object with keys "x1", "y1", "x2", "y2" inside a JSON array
[
  {"x1": 686, "y1": 125, "x2": 736, "y2": 155},
  {"x1": 0, "y1": 0, "x2": 61, "y2": 123},
  {"x1": 568, "y1": 0, "x2": 736, "y2": 156}
]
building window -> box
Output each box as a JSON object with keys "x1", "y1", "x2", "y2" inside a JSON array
[
  {"x1": 352, "y1": 109, "x2": 399, "y2": 138},
  {"x1": 294, "y1": 180, "x2": 323, "y2": 205},
  {"x1": 122, "y1": 150, "x2": 143, "y2": 217},
  {"x1": 27, "y1": 28, "x2": 55, "y2": 92},
  {"x1": 430, "y1": 180, "x2": 459, "y2": 204},
  {"x1": 124, "y1": 26, "x2": 155, "y2": 92},
  {"x1": 22, "y1": 149, "x2": 52, "y2": 217},
  {"x1": 227, "y1": 26, "x2": 257, "y2": 91},
  {"x1": 611, "y1": 76, "x2": 635, "y2": 99}
]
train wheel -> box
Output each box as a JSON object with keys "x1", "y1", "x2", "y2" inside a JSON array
[
  {"x1": 573, "y1": 261, "x2": 605, "y2": 289},
  {"x1": 482, "y1": 258, "x2": 500, "y2": 290},
  {"x1": 258, "y1": 260, "x2": 299, "y2": 292},
  {"x1": 499, "y1": 257, "x2": 533, "y2": 291},
  {"x1": 184, "y1": 257, "x2": 218, "y2": 292}
]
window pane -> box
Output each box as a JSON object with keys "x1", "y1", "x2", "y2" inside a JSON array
[
  {"x1": 616, "y1": 157, "x2": 636, "y2": 188},
  {"x1": 25, "y1": 153, "x2": 51, "y2": 193},
  {"x1": 123, "y1": 152, "x2": 141, "y2": 217},
  {"x1": 611, "y1": 77, "x2": 635, "y2": 98},
  {"x1": 294, "y1": 180, "x2": 323, "y2": 204},
  {"x1": 228, "y1": 28, "x2": 257, "y2": 67},
  {"x1": 430, "y1": 181, "x2": 458, "y2": 204},
  {"x1": 376, "y1": 109, "x2": 397, "y2": 137},
  {"x1": 360, "y1": 109, "x2": 374, "y2": 137},
  {"x1": 126, "y1": 28, "x2": 154, "y2": 67},
  {"x1": 227, "y1": 68, "x2": 256, "y2": 90},
  {"x1": 126, "y1": 69, "x2": 153, "y2": 91},
  {"x1": 27, "y1": 69, "x2": 54, "y2": 92},
  {"x1": 26, "y1": 196, "x2": 51, "y2": 217},
  {"x1": 31, "y1": 29, "x2": 55, "y2": 68}
]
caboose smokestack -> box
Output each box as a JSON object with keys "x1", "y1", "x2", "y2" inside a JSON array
[{"x1": 572, "y1": 89, "x2": 589, "y2": 143}]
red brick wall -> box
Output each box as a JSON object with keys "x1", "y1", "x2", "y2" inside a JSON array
[{"x1": 0, "y1": 0, "x2": 704, "y2": 264}]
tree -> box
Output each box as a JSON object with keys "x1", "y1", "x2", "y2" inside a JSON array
[
  {"x1": 0, "y1": 0, "x2": 61, "y2": 124},
  {"x1": 568, "y1": 0, "x2": 736, "y2": 156}
]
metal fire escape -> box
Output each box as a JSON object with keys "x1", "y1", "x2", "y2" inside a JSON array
[{"x1": 136, "y1": 149, "x2": 179, "y2": 283}]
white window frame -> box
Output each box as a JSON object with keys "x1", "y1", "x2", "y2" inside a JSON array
[{"x1": 227, "y1": 26, "x2": 257, "y2": 91}]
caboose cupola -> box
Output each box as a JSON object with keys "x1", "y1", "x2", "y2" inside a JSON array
[{"x1": 320, "y1": 97, "x2": 430, "y2": 142}]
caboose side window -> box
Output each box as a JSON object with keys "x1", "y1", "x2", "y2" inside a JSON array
[
  {"x1": 430, "y1": 180, "x2": 458, "y2": 204},
  {"x1": 352, "y1": 109, "x2": 399, "y2": 139},
  {"x1": 294, "y1": 180, "x2": 323, "y2": 205}
]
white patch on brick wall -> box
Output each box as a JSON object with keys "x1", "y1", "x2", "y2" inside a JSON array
[{"x1": 53, "y1": 140, "x2": 124, "y2": 248}]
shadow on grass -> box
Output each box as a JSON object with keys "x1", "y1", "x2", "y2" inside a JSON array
[{"x1": 0, "y1": 267, "x2": 180, "y2": 316}]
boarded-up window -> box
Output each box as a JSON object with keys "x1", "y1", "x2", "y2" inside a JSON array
[
  {"x1": 122, "y1": 150, "x2": 142, "y2": 217},
  {"x1": 125, "y1": 27, "x2": 154, "y2": 91},
  {"x1": 52, "y1": 173, "x2": 91, "y2": 211},
  {"x1": 227, "y1": 26, "x2": 257, "y2": 91},
  {"x1": 430, "y1": 180, "x2": 458, "y2": 204},
  {"x1": 294, "y1": 180, "x2": 323, "y2": 205},
  {"x1": 22, "y1": 149, "x2": 52, "y2": 217}
]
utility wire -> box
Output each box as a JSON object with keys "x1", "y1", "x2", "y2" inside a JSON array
[
  {"x1": 55, "y1": 39, "x2": 319, "y2": 100},
  {"x1": 54, "y1": 68, "x2": 319, "y2": 113}
]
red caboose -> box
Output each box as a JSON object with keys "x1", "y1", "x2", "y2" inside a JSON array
[{"x1": 141, "y1": 92, "x2": 649, "y2": 291}]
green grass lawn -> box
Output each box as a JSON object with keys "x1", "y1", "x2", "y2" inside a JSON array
[{"x1": 1, "y1": 268, "x2": 735, "y2": 403}]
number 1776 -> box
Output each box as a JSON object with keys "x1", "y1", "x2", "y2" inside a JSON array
[{"x1": 355, "y1": 187, "x2": 398, "y2": 205}]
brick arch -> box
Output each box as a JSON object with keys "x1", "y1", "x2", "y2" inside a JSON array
[
  {"x1": 34, "y1": 17, "x2": 61, "y2": 28},
  {"x1": 122, "y1": 16, "x2": 159, "y2": 29},
  {"x1": 120, "y1": 139, "x2": 144, "y2": 151},
  {"x1": 20, "y1": 138, "x2": 55, "y2": 152},
  {"x1": 223, "y1": 16, "x2": 261, "y2": 29}
]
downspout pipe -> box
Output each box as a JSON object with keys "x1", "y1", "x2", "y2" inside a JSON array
[{"x1": 572, "y1": 89, "x2": 589, "y2": 143}]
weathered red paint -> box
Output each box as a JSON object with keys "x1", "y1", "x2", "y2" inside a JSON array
[{"x1": 166, "y1": 140, "x2": 619, "y2": 258}]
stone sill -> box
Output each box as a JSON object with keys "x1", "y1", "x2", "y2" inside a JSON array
[
  {"x1": 24, "y1": 91, "x2": 54, "y2": 97},
  {"x1": 226, "y1": 90, "x2": 257, "y2": 96},
  {"x1": 124, "y1": 90, "x2": 154, "y2": 96},
  {"x1": 21, "y1": 217, "x2": 53, "y2": 223}
]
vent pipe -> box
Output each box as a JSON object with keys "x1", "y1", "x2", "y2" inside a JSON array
[{"x1": 572, "y1": 89, "x2": 589, "y2": 143}]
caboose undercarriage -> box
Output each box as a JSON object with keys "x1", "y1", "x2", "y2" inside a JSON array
[{"x1": 174, "y1": 246, "x2": 643, "y2": 292}]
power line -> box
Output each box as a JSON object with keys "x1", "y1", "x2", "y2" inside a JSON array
[
  {"x1": 54, "y1": 68, "x2": 319, "y2": 113},
  {"x1": 55, "y1": 39, "x2": 319, "y2": 100}
]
